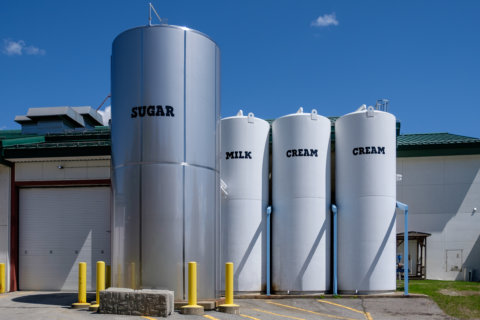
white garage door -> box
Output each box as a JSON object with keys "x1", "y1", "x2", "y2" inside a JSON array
[{"x1": 19, "y1": 187, "x2": 111, "y2": 291}]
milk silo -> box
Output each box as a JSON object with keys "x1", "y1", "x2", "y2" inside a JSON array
[
  {"x1": 272, "y1": 108, "x2": 331, "y2": 293},
  {"x1": 111, "y1": 24, "x2": 220, "y2": 300},
  {"x1": 220, "y1": 110, "x2": 270, "y2": 292},
  {"x1": 335, "y1": 105, "x2": 396, "y2": 293}
]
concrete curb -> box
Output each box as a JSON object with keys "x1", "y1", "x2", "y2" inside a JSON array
[
  {"x1": 234, "y1": 293, "x2": 428, "y2": 299},
  {"x1": 175, "y1": 299, "x2": 224, "y2": 311},
  {"x1": 218, "y1": 304, "x2": 240, "y2": 314},
  {"x1": 180, "y1": 305, "x2": 204, "y2": 315}
]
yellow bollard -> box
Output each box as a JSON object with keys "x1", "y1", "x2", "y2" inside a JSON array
[
  {"x1": 89, "y1": 261, "x2": 105, "y2": 311},
  {"x1": 72, "y1": 262, "x2": 90, "y2": 308},
  {"x1": 0, "y1": 263, "x2": 5, "y2": 293},
  {"x1": 130, "y1": 262, "x2": 136, "y2": 289},
  {"x1": 106, "y1": 265, "x2": 111, "y2": 288},
  {"x1": 224, "y1": 262, "x2": 235, "y2": 305},
  {"x1": 218, "y1": 262, "x2": 239, "y2": 314},
  {"x1": 180, "y1": 262, "x2": 204, "y2": 315},
  {"x1": 188, "y1": 262, "x2": 197, "y2": 305},
  {"x1": 116, "y1": 264, "x2": 123, "y2": 287}
]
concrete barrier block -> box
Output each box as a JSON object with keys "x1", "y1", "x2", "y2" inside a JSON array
[{"x1": 98, "y1": 287, "x2": 174, "y2": 317}]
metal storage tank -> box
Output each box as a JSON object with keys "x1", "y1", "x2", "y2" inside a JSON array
[
  {"x1": 111, "y1": 24, "x2": 220, "y2": 300},
  {"x1": 220, "y1": 110, "x2": 270, "y2": 293},
  {"x1": 272, "y1": 108, "x2": 331, "y2": 293},
  {"x1": 335, "y1": 105, "x2": 396, "y2": 293}
]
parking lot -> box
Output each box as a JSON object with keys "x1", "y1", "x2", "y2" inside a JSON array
[{"x1": 0, "y1": 291, "x2": 455, "y2": 320}]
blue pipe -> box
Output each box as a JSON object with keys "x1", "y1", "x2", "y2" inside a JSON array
[
  {"x1": 266, "y1": 206, "x2": 272, "y2": 295},
  {"x1": 396, "y1": 201, "x2": 409, "y2": 296},
  {"x1": 331, "y1": 204, "x2": 338, "y2": 295}
]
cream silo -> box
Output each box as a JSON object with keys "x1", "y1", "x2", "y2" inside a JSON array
[
  {"x1": 335, "y1": 105, "x2": 396, "y2": 293},
  {"x1": 272, "y1": 108, "x2": 331, "y2": 293}
]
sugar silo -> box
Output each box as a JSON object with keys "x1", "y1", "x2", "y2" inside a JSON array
[
  {"x1": 335, "y1": 105, "x2": 396, "y2": 293},
  {"x1": 272, "y1": 108, "x2": 331, "y2": 293},
  {"x1": 110, "y1": 24, "x2": 220, "y2": 300},
  {"x1": 220, "y1": 111, "x2": 270, "y2": 293}
]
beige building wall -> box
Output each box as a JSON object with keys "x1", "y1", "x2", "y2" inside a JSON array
[
  {"x1": 14, "y1": 157, "x2": 110, "y2": 181},
  {"x1": 396, "y1": 155, "x2": 480, "y2": 281}
]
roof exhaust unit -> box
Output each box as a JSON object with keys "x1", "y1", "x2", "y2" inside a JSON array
[{"x1": 111, "y1": 24, "x2": 220, "y2": 300}]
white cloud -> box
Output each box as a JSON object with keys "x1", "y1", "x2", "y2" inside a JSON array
[
  {"x1": 24, "y1": 45, "x2": 45, "y2": 55},
  {"x1": 4, "y1": 39, "x2": 24, "y2": 55},
  {"x1": 2, "y1": 39, "x2": 46, "y2": 56},
  {"x1": 311, "y1": 13, "x2": 339, "y2": 27},
  {"x1": 98, "y1": 105, "x2": 111, "y2": 125}
]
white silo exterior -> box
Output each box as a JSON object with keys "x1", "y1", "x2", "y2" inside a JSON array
[
  {"x1": 272, "y1": 108, "x2": 331, "y2": 293},
  {"x1": 111, "y1": 25, "x2": 220, "y2": 300},
  {"x1": 220, "y1": 111, "x2": 270, "y2": 292},
  {"x1": 335, "y1": 106, "x2": 396, "y2": 293}
]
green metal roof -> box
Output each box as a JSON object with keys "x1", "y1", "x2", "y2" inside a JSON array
[
  {"x1": 1, "y1": 136, "x2": 45, "y2": 147},
  {"x1": 0, "y1": 126, "x2": 479, "y2": 159},
  {"x1": 397, "y1": 133, "x2": 480, "y2": 157},
  {"x1": 397, "y1": 133, "x2": 480, "y2": 146},
  {"x1": 0, "y1": 127, "x2": 110, "y2": 159}
]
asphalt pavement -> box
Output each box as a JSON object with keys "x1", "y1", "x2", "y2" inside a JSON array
[{"x1": 0, "y1": 291, "x2": 455, "y2": 320}]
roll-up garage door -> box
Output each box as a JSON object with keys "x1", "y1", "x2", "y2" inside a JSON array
[{"x1": 19, "y1": 187, "x2": 110, "y2": 290}]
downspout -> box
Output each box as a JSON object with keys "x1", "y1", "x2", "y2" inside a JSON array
[
  {"x1": 266, "y1": 206, "x2": 272, "y2": 295},
  {"x1": 396, "y1": 201, "x2": 409, "y2": 296},
  {"x1": 331, "y1": 204, "x2": 338, "y2": 295}
]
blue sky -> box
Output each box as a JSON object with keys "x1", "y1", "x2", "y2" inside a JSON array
[{"x1": 1, "y1": 0, "x2": 479, "y2": 137}]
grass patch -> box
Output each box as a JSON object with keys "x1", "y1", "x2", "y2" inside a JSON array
[{"x1": 397, "y1": 280, "x2": 480, "y2": 319}]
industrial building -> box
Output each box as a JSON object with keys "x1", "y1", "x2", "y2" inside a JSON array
[
  {"x1": 0, "y1": 23, "x2": 478, "y2": 298},
  {"x1": 0, "y1": 104, "x2": 478, "y2": 293},
  {"x1": 0, "y1": 106, "x2": 111, "y2": 292},
  {"x1": 396, "y1": 133, "x2": 480, "y2": 281}
]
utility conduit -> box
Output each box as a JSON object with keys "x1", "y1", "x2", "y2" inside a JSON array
[
  {"x1": 331, "y1": 204, "x2": 338, "y2": 295},
  {"x1": 266, "y1": 206, "x2": 272, "y2": 295},
  {"x1": 396, "y1": 201, "x2": 409, "y2": 296}
]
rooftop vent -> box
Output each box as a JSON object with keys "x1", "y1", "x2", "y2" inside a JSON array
[{"x1": 15, "y1": 106, "x2": 104, "y2": 135}]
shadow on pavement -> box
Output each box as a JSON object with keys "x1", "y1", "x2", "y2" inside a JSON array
[{"x1": 12, "y1": 292, "x2": 96, "y2": 307}]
